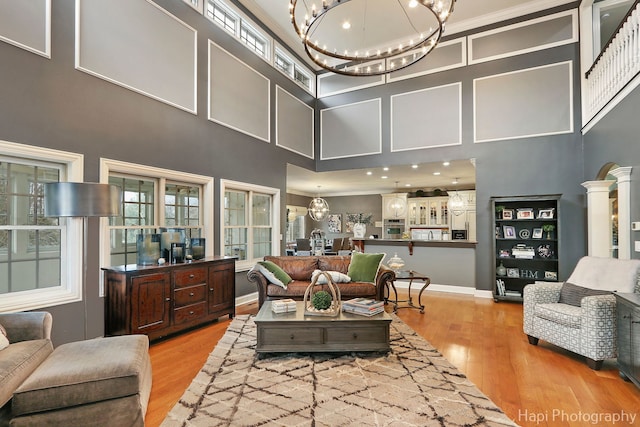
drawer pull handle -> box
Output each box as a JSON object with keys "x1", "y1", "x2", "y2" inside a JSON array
[
  {"x1": 189, "y1": 274, "x2": 195, "y2": 279},
  {"x1": 290, "y1": 334, "x2": 295, "y2": 340},
  {"x1": 189, "y1": 311, "x2": 195, "y2": 315},
  {"x1": 353, "y1": 333, "x2": 358, "y2": 339},
  {"x1": 165, "y1": 297, "x2": 171, "y2": 302},
  {"x1": 189, "y1": 292, "x2": 195, "y2": 296},
  {"x1": 633, "y1": 320, "x2": 640, "y2": 324},
  {"x1": 210, "y1": 288, "x2": 214, "y2": 291}
]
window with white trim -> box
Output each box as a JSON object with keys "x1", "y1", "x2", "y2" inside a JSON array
[
  {"x1": 0, "y1": 141, "x2": 84, "y2": 312},
  {"x1": 275, "y1": 46, "x2": 315, "y2": 93},
  {"x1": 100, "y1": 160, "x2": 214, "y2": 288},
  {"x1": 221, "y1": 180, "x2": 279, "y2": 270},
  {"x1": 107, "y1": 175, "x2": 203, "y2": 267},
  {"x1": 206, "y1": 0, "x2": 270, "y2": 60}
]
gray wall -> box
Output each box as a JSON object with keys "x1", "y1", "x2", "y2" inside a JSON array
[
  {"x1": 582, "y1": 85, "x2": 640, "y2": 257},
  {"x1": 0, "y1": 0, "x2": 313, "y2": 344},
  {"x1": 315, "y1": 42, "x2": 585, "y2": 292}
]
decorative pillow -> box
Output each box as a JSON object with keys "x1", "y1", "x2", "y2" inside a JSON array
[
  {"x1": 559, "y1": 282, "x2": 612, "y2": 307},
  {"x1": 255, "y1": 261, "x2": 293, "y2": 289},
  {"x1": 0, "y1": 323, "x2": 9, "y2": 351},
  {"x1": 347, "y1": 252, "x2": 385, "y2": 284},
  {"x1": 312, "y1": 269, "x2": 351, "y2": 284}
]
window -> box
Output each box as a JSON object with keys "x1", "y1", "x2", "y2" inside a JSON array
[
  {"x1": 100, "y1": 159, "x2": 214, "y2": 290},
  {"x1": 206, "y1": 0, "x2": 270, "y2": 60},
  {"x1": 275, "y1": 46, "x2": 315, "y2": 93},
  {"x1": 221, "y1": 179, "x2": 279, "y2": 270},
  {"x1": 0, "y1": 140, "x2": 83, "y2": 312},
  {"x1": 240, "y1": 22, "x2": 266, "y2": 57}
]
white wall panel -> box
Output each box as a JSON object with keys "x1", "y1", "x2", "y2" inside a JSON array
[
  {"x1": 474, "y1": 61, "x2": 573, "y2": 143},
  {"x1": 276, "y1": 86, "x2": 314, "y2": 158},
  {"x1": 208, "y1": 42, "x2": 270, "y2": 142},
  {"x1": 387, "y1": 39, "x2": 466, "y2": 83},
  {"x1": 75, "y1": 0, "x2": 197, "y2": 113},
  {"x1": 0, "y1": 0, "x2": 50, "y2": 58},
  {"x1": 391, "y1": 83, "x2": 462, "y2": 151},
  {"x1": 321, "y1": 99, "x2": 382, "y2": 160}
]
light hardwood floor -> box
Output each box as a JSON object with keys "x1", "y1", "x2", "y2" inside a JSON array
[{"x1": 146, "y1": 291, "x2": 640, "y2": 427}]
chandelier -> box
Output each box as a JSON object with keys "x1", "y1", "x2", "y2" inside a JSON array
[
  {"x1": 308, "y1": 197, "x2": 330, "y2": 221},
  {"x1": 289, "y1": 0, "x2": 456, "y2": 77},
  {"x1": 447, "y1": 178, "x2": 467, "y2": 216}
]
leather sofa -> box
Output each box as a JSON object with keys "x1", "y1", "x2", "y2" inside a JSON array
[{"x1": 248, "y1": 255, "x2": 395, "y2": 308}]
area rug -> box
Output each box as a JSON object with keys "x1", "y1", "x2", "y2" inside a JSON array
[{"x1": 162, "y1": 314, "x2": 518, "y2": 427}]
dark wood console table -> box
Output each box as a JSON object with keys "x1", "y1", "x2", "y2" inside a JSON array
[{"x1": 103, "y1": 256, "x2": 235, "y2": 341}]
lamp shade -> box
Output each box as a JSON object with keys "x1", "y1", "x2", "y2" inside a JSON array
[{"x1": 44, "y1": 182, "x2": 122, "y2": 217}]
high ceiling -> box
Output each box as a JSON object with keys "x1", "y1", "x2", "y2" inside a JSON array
[{"x1": 235, "y1": 0, "x2": 574, "y2": 196}]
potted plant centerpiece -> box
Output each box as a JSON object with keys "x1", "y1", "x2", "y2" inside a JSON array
[{"x1": 347, "y1": 213, "x2": 373, "y2": 238}]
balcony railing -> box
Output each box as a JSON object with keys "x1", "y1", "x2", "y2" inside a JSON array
[{"x1": 584, "y1": 0, "x2": 640, "y2": 123}]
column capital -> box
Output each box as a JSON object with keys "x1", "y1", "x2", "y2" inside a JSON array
[{"x1": 582, "y1": 180, "x2": 615, "y2": 192}]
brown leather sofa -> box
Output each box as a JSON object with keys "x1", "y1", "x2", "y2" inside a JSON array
[{"x1": 248, "y1": 255, "x2": 395, "y2": 308}]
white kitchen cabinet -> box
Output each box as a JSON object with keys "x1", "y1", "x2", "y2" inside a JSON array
[{"x1": 408, "y1": 197, "x2": 449, "y2": 227}]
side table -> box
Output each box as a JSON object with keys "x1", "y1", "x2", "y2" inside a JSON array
[{"x1": 386, "y1": 270, "x2": 431, "y2": 313}]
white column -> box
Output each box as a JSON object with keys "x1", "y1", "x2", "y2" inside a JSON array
[
  {"x1": 610, "y1": 167, "x2": 633, "y2": 259},
  {"x1": 582, "y1": 180, "x2": 616, "y2": 257}
]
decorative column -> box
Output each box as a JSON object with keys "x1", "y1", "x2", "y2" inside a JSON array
[
  {"x1": 582, "y1": 180, "x2": 616, "y2": 257},
  {"x1": 610, "y1": 167, "x2": 633, "y2": 259}
]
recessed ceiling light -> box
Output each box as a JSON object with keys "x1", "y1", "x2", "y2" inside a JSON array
[
  {"x1": 366, "y1": 171, "x2": 372, "y2": 175},
  {"x1": 411, "y1": 164, "x2": 418, "y2": 169},
  {"x1": 383, "y1": 167, "x2": 389, "y2": 171},
  {"x1": 452, "y1": 179, "x2": 458, "y2": 184},
  {"x1": 405, "y1": 183, "x2": 411, "y2": 187},
  {"x1": 433, "y1": 172, "x2": 441, "y2": 176},
  {"x1": 381, "y1": 176, "x2": 388, "y2": 179},
  {"x1": 408, "y1": 0, "x2": 418, "y2": 7},
  {"x1": 342, "y1": 21, "x2": 351, "y2": 30},
  {"x1": 442, "y1": 161, "x2": 450, "y2": 166}
]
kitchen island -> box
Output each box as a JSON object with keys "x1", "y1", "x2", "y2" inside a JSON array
[{"x1": 352, "y1": 239, "x2": 477, "y2": 294}]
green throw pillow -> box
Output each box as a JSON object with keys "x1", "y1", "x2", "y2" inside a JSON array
[
  {"x1": 347, "y1": 252, "x2": 385, "y2": 283},
  {"x1": 257, "y1": 261, "x2": 293, "y2": 289}
]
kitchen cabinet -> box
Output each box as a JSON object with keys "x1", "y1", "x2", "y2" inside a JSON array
[
  {"x1": 408, "y1": 197, "x2": 449, "y2": 227},
  {"x1": 103, "y1": 256, "x2": 236, "y2": 341},
  {"x1": 616, "y1": 293, "x2": 640, "y2": 389},
  {"x1": 449, "y1": 190, "x2": 476, "y2": 241}
]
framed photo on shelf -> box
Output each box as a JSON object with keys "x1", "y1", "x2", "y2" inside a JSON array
[
  {"x1": 502, "y1": 209, "x2": 514, "y2": 220},
  {"x1": 499, "y1": 249, "x2": 511, "y2": 258},
  {"x1": 532, "y1": 228, "x2": 543, "y2": 239},
  {"x1": 507, "y1": 268, "x2": 520, "y2": 278},
  {"x1": 545, "y1": 271, "x2": 558, "y2": 280},
  {"x1": 503, "y1": 225, "x2": 516, "y2": 239},
  {"x1": 516, "y1": 208, "x2": 534, "y2": 219},
  {"x1": 537, "y1": 208, "x2": 555, "y2": 219}
]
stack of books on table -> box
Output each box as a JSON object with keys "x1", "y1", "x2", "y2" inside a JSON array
[
  {"x1": 342, "y1": 298, "x2": 384, "y2": 316},
  {"x1": 271, "y1": 298, "x2": 297, "y2": 313}
]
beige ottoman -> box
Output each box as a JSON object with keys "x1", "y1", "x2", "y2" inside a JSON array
[{"x1": 10, "y1": 335, "x2": 152, "y2": 427}]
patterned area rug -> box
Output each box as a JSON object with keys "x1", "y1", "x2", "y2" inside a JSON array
[{"x1": 162, "y1": 314, "x2": 518, "y2": 427}]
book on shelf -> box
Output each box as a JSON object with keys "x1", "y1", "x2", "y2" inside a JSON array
[
  {"x1": 342, "y1": 298, "x2": 384, "y2": 310},
  {"x1": 504, "y1": 290, "x2": 521, "y2": 298},
  {"x1": 272, "y1": 298, "x2": 297, "y2": 313},
  {"x1": 342, "y1": 304, "x2": 384, "y2": 316}
]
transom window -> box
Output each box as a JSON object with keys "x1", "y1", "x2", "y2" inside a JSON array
[
  {"x1": 221, "y1": 180, "x2": 279, "y2": 270},
  {"x1": 275, "y1": 47, "x2": 314, "y2": 93}
]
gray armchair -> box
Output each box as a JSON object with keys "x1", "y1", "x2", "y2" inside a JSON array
[{"x1": 523, "y1": 256, "x2": 640, "y2": 370}]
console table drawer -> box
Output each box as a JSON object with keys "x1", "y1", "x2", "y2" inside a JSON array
[
  {"x1": 174, "y1": 301, "x2": 206, "y2": 325},
  {"x1": 174, "y1": 284, "x2": 206, "y2": 307},
  {"x1": 260, "y1": 327, "x2": 324, "y2": 345},
  {"x1": 326, "y1": 326, "x2": 388, "y2": 344},
  {"x1": 173, "y1": 267, "x2": 207, "y2": 288}
]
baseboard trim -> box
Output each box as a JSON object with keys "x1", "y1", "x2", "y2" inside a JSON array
[
  {"x1": 393, "y1": 280, "x2": 493, "y2": 299},
  {"x1": 236, "y1": 292, "x2": 258, "y2": 306}
]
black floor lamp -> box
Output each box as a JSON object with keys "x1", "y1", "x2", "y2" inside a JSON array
[{"x1": 44, "y1": 182, "x2": 122, "y2": 339}]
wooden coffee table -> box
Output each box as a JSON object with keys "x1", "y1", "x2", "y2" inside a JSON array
[{"x1": 254, "y1": 301, "x2": 391, "y2": 356}]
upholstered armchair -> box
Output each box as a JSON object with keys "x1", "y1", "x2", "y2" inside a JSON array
[{"x1": 523, "y1": 256, "x2": 640, "y2": 370}]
